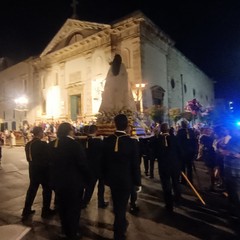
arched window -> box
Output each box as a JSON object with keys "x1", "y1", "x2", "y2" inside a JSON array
[
  {"x1": 68, "y1": 33, "x2": 83, "y2": 45},
  {"x1": 171, "y1": 78, "x2": 175, "y2": 89},
  {"x1": 193, "y1": 88, "x2": 196, "y2": 97},
  {"x1": 151, "y1": 85, "x2": 165, "y2": 106},
  {"x1": 184, "y1": 84, "x2": 187, "y2": 93}
]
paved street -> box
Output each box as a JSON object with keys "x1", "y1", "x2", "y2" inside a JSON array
[{"x1": 0, "y1": 146, "x2": 239, "y2": 240}]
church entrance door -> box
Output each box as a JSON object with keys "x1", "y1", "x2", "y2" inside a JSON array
[{"x1": 70, "y1": 95, "x2": 81, "y2": 121}]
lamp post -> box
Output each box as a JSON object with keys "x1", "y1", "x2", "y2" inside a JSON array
[
  {"x1": 14, "y1": 96, "x2": 28, "y2": 129},
  {"x1": 135, "y1": 83, "x2": 146, "y2": 113}
]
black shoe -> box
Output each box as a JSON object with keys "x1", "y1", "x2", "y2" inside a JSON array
[
  {"x1": 21, "y1": 209, "x2": 35, "y2": 221},
  {"x1": 129, "y1": 205, "x2": 140, "y2": 215},
  {"x1": 114, "y1": 233, "x2": 126, "y2": 240},
  {"x1": 174, "y1": 195, "x2": 182, "y2": 205},
  {"x1": 63, "y1": 232, "x2": 82, "y2": 240},
  {"x1": 164, "y1": 205, "x2": 173, "y2": 213},
  {"x1": 21, "y1": 209, "x2": 35, "y2": 217},
  {"x1": 98, "y1": 201, "x2": 109, "y2": 209},
  {"x1": 41, "y1": 208, "x2": 56, "y2": 219}
]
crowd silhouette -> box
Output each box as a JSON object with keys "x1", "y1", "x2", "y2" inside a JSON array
[{"x1": 1, "y1": 116, "x2": 239, "y2": 240}]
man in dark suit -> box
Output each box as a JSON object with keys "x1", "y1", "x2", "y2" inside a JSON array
[
  {"x1": 154, "y1": 123, "x2": 182, "y2": 212},
  {"x1": 82, "y1": 124, "x2": 108, "y2": 209},
  {"x1": 102, "y1": 114, "x2": 141, "y2": 240},
  {"x1": 21, "y1": 126, "x2": 54, "y2": 220},
  {"x1": 176, "y1": 120, "x2": 198, "y2": 184},
  {"x1": 49, "y1": 122, "x2": 91, "y2": 240},
  {"x1": 139, "y1": 135, "x2": 155, "y2": 178}
]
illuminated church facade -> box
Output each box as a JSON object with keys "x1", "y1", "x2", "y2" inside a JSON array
[{"x1": 0, "y1": 11, "x2": 214, "y2": 130}]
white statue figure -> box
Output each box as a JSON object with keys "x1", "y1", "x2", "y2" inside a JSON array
[{"x1": 99, "y1": 54, "x2": 136, "y2": 113}]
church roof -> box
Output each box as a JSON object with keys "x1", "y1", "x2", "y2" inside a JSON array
[
  {"x1": 40, "y1": 19, "x2": 110, "y2": 57},
  {"x1": 40, "y1": 10, "x2": 174, "y2": 58}
]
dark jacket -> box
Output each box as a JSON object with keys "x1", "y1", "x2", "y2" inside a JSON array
[
  {"x1": 139, "y1": 135, "x2": 155, "y2": 159},
  {"x1": 25, "y1": 138, "x2": 50, "y2": 167},
  {"x1": 102, "y1": 132, "x2": 141, "y2": 189},
  {"x1": 85, "y1": 136, "x2": 104, "y2": 178},
  {"x1": 49, "y1": 136, "x2": 90, "y2": 190},
  {"x1": 176, "y1": 128, "x2": 198, "y2": 157},
  {"x1": 154, "y1": 133, "x2": 181, "y2": 174},
  {"x1": 200, "y1": 135, "x2": 216, "y2": 168}
]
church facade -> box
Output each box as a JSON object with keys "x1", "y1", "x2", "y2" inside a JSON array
[{"x1": 0, "y1": 11, "x2": 214, "y2": 130}]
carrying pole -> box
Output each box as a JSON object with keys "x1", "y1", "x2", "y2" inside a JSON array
[{"x1": 181, "y1": 171, "x2": 206, "y2": 205}]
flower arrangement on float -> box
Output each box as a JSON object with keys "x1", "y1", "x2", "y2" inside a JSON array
[
  {"x1": 199, "y1": 106, "x2": 214, "y2": 126},
  {"x1": 96, "y1": 108, "x2": 135, "y2": 125},
  {"x1": 185, "y1": 98, "x2": 203, "y2": 115},
  {"x1": 96, "y1": 108, "x2": 150, "y2": 136},
  {"x1": 184, "y1": 98, "x2": 203, "y2": 123}
]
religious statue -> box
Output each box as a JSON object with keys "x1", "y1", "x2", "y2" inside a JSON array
[{"x1": 98, "y1": 54, "x2": 136, "y2": 113}]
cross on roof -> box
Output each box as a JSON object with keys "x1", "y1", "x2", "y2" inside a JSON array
[{"x1": 71, "y1": 0, "x2": 79, "y2": 19}]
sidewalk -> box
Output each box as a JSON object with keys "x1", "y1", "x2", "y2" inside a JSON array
[{"x1": 0, "y1": 146, "x2": 239, "y2": 240}]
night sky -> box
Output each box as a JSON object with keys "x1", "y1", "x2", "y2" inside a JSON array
[{"x1": 1, "y1": 0, "x2": 240, "y2": 103}]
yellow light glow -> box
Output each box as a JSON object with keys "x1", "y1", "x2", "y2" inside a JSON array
[
  {"x1": 92, "y1": 78, "x2": 105, "y2": 114},
  {"x1": 15, "y1": 96, "x2": 28, "y2": 104},
  {"x1": 135, "y1": 83, "x2": 146, "y2": 88},
  {"x1": 46, "y1": 86, "x2": 60, "y2": 118}
]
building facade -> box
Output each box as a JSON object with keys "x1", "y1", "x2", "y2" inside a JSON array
[{"x1": 0, "y1": 11, "x2": 214, "y2": 131}]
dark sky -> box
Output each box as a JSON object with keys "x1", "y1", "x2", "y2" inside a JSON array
[{"x1": 1, "y1": 0, "x2": 240, "y2": 102}]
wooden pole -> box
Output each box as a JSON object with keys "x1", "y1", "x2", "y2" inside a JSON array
[{"x1": 181, "y1": 171, "x2": 206, "y2": 205}]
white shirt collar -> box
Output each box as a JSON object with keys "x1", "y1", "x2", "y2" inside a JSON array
[
  {"x1": 115, "y1": 130, "x2": 127, "y2": 134},
  {"x1": 67, "y1": 135, "x2": 75, "y2": 140}
]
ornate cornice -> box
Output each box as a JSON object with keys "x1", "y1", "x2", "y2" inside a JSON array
[
  {"x1": 41, "y1": 18, "x2": 111, "y2": 57},
  {"x1": 111, "y1": 11, "x2": 174, "y2": 46},
  {"x1": 33, "y1": 11, "x2": 174, "y2": 68},
  {"x1": 33, "y1": 29, "x2": 111, "y2": 68}
]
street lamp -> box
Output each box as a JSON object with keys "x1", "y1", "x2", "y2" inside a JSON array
[
  {"x1": 14, "y1": 96, "x2": 28, "y2": 111},
  {"x1": 135, "y1": 83, "x2": 146, "y2": 112},
  {"x1": 14, "y1": 96, "x2": 29, "y2": 129}
]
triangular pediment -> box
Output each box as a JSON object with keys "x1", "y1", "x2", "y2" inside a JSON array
[{"x1": 40, "y1": 19, "x2": 110, "y2": 57}]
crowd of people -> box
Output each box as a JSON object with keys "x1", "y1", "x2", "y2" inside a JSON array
[
  {"x1": 1, "y1": 115, "x2": 240, "y2": 240},
  {"x1": 19, "y1": 115, "x2": 142, "y2": 240}
]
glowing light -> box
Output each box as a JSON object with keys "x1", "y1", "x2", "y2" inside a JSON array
[
  {"x1": 15, "y1": 96, "x2": 28, "y2": 105},
  {"x1": 14, "y1": 96, "x2": 28, "y2": 111},
  {"x1": 92, "y1": 78, "x2": 105, "y2": 114},
  {"x1": 135, "y1": 83, "x2": 146, "y2": 112},
  {"x1": 135, "y1": 83, "x2": 146, "y2": 88},
  {"x1": 46, "y1": 86, "x2": 60, "y2": 118}
]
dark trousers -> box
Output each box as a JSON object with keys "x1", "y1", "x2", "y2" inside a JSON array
[
  {"x1": 142, "y1": 155, "x2": 155, "y2": 177},
  {"x1": 181, "y1": 154, "x2": 194, "y2": 183},
  {"x1": 129, "y1": 185, "x2": 137, "y2": 207},
  {"x1": 55, "y1": 186, "x2": 84, "y2": 238},
  {"x1": 83, "y1": 177, "x2": 105, "y2": 205},
  {"x1": 23, "y1": 167, "x2": 52, "y2": 212},
  {"x1": 110, "y1": 187, "x2": 131, "y2": 240},
  {"x1": 159, "y1": 170, "x2": 181, "y2": 209}
]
